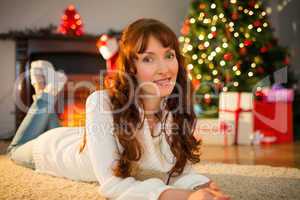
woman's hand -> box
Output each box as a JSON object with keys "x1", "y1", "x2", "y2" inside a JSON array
[{"x1": 188, "y1": 181, "x2": 230, "y2": 200}]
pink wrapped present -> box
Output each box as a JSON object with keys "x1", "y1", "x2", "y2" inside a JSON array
[{"x1": 262, "y1": 85, "x2": 294, "y2": 102}]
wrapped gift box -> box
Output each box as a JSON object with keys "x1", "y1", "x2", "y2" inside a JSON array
[
  {"x1": 261, "y1": 85, "x2": 294, "y2": 102},
  {"x1": 219, "y1": 92, "x2": 254, "y2": 145},
  {"x1": 194, "y1": 118, "x2": 235, "y2": 146},
  {"x1": 254, "y1": 88, "x2": 294, "y2": 144}
]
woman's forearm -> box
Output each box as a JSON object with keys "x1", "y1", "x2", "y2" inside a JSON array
[{"x1": 158, "y1": 188, "x2": 192, "y2": 200}]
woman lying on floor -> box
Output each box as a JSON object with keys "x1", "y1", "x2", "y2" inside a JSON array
[{"x1": 7, "y1": 18, "x2": 230, "y2": 200}]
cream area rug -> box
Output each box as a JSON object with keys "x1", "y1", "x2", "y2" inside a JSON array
[{"x1": 0, "y1": 155, "x2": 299, "y2": 200}]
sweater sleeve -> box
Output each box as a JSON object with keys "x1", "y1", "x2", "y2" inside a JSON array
[
  {"x1": 170, "y1": 162, "x2": 210, "y2": 190},
  {"x1": 85, "y1": 90, "x2": 175, "y2": 200}
]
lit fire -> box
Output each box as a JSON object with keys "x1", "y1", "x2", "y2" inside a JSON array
[
  {"x1": 59, "y1": 101, "x2": 86, "y2": 127},
  {"x1": 58, "y1": 74, "x2": 99, "y2": 127}
]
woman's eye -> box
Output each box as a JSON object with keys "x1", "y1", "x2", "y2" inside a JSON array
[
  {"x1": 166, "y1": 52, "x2": 175, "y2": 59},
  {"x1": 142, "y1": 56, "x2": 153, "y2": 63}
]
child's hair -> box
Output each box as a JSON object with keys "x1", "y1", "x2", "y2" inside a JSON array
[{"x1": 80, "y1": 18, "x2": 202, "y2": 179}]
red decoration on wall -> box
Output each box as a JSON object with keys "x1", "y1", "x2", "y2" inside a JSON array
[{"x1": 58, "y1": 4, "x2": 84, "y2": 36}]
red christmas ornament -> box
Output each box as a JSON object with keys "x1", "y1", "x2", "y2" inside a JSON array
[
  {"x1": 199, "y1": 3, "x2": 207, "y2": 10},
  {"x1": 260, "y1": 46, "x2": 268, "y2": 53},
  {"x1": 254, "y1": 20, "x2": 262, "y2": 28},
  {"x1": 223, "y1": 0, "x2": 229, "y2": 9},
  {"x1": 192, "y1": 79, "x2": 201, "y2": 90},
  {"x1": 244, "y1": 39, "x2": 253, "y2": 47},
  {"x1": 256, "y1": 66, "x2": 265, "y2": 74},
  {"x1": 223, "y1": 53, "x2": 233, "y2": 61},
  {"x1": 212, "y1": 31, "x2": 217, "y2": 38},
  {"x1": 231, "y1": 12, "x2": 239, "y2": 21},
  {"x1": 181, "y1": 19, "x2": 190, "y2": 36},
  {"x1": 239, "y1": 47, "x2": 247, "y2": 55},
  {"x1": 58, "y1": 4, "x2": 84, "y2": 36}
]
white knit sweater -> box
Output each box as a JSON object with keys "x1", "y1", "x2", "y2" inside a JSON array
[{"x1": 32, "y1": 90, "x2": 210, "y2": 200}]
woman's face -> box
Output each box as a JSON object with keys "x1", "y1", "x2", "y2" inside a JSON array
[{"x1": 134, "y1": 36, "x2": 179, "y2": 98}]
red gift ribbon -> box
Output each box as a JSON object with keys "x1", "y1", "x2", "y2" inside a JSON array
[
  {"x1": 219, "y1": 93, "x2": 252, "y2": 145},
  {"x1": 198, "y1": 121, "x2": 231, "y2": 145},
  {"x1": 219, "y1": 121, "x2": 230, "y2": 145}
]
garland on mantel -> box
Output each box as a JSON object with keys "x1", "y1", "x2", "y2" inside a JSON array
[{"x1": 0, "y1": 24, "x2": 99, "y2": 41}]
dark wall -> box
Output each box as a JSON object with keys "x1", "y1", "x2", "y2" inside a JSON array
[{"x1": 265, "y1": 0, "x2": 300, "y2": 85}]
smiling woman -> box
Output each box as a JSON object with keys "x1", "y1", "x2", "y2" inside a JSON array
[{"x1": 6, "y1": 18, "x2": 230, "y2": 200}]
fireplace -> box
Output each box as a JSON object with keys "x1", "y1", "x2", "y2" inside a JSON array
[{"x1": 14, "y1": 36, "x2": 106, "y2": 128}]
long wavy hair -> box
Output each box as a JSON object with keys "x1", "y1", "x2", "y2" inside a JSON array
[{"x1": 102, "y1": 18, "x2": 202, "y2": 179}]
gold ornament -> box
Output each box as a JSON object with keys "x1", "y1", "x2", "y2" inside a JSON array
[{"x1": 254, "y1": 56, "x2": 262, "y2": 64}]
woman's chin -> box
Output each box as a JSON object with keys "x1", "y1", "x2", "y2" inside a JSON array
[{"x1": 157, "y1": 86, "x2": 175, "y2": 97}]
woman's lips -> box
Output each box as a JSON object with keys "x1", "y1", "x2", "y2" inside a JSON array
[{"x1": 153, "y1": 77, "x2": 172, "y2": 86}]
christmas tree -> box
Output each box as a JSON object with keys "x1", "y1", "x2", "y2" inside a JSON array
[
  {"x1": 58, "y1": 5, "x2": 84, "y2": 36},
  {"x1": 180, "y1": 0, "x2": 290, "y2": 118}
]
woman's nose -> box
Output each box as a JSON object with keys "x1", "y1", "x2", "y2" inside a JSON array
[{"x1": 156, "y1": 59, "x2": 169, "y2": 73}]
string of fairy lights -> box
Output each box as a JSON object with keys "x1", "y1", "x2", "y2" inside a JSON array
[{"x1": 179, "y1": 0, "x2": 271, "y2": 94}]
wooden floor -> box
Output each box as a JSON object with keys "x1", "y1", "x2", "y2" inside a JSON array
[
  {"x1": 1, "y1": 140, "x2": 299, "y2": 169},
  {"x1": 201, "y1": 141, "x2": 300, "y2": 169}
]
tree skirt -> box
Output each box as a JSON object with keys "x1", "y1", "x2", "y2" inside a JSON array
[{"x1": 0, "y1": 155, "x2": 299, "y2": 200}]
